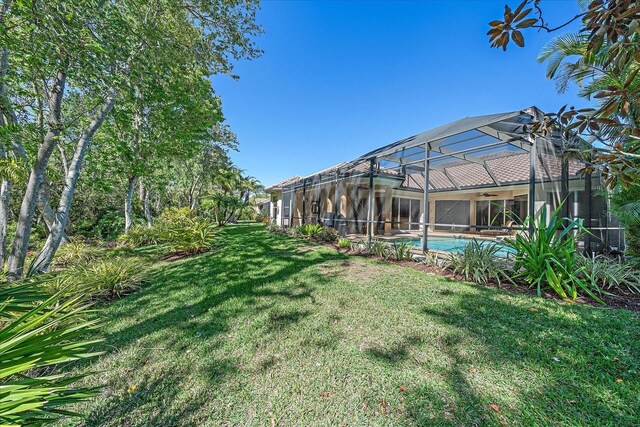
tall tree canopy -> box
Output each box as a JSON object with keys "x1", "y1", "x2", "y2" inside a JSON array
[{"x1": 0, "y1": 0, "x2": 262, "y2": 276}]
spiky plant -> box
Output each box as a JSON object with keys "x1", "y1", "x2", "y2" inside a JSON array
[{"x1": 0, "y1": 281, "x2": 102, "y2": 425}]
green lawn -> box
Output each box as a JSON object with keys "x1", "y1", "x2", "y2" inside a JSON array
[{"x1": 59, "y1": 223, "x2": 639, "y2": 426}]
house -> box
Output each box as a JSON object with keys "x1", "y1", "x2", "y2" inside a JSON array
[
  {"x1": 252, "y1": 197, "x2": 271, "y2": 216},
  {"x1": 266, "y1": 107, "x2": 622, "y2": 253}
]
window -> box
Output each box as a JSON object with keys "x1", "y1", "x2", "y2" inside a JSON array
[
  {"x1": 476, "y1": 201, "x2": 489, "y2": 227},
  {"x1": 476, "y1": 198, "x2": 527, "y2": 228},
  {"x1": 391, "y1": 197, "x2": 422, "y2": 230},
  {"x1": 490, "y1": 201, "x2": 505, "y2": 226},
  {"x1": 435, "y1": 200, "x2": 470, "y2": 231}
]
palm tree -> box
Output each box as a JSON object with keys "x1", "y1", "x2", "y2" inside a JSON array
[
  {"x1": 538, "y1": 32, "x2": 640, "y2": 259},
  {"x1": 538, "y1": 32, "x2": 640, "y2": 140}
]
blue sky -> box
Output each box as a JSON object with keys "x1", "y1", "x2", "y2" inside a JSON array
[{"x1": 211, "y1": 0, "x2": 585, "y2": 187}]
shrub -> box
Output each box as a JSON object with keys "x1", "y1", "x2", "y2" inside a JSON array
[
  {"x1": 286, "y1": 225, "x2": 300, "y2": 237},
  {"x1": 118, "y1": 224, "x2": 163, "y2": 248},
  {"x1": 0, "y1": 282, "x2": 102, "y2": 425},
  {"x1": 315, "y1": 227, "x2": 339, "y2": 242},
  {"x1": 117, "y1": 207, "x2": 217, "y2": 255},
  {"x1": 265, "y1": 222, "x2": 283, "y2": 233},
  {"x1": 422, "y1": 251, "x2": 441, "y2": 267},
  {"x1": 162, "y1": 216, "x2": 217, "y2": 255},
  {"x1": 386, "y1": 240, "x2": 414, "y2": 261},
  {"x1": 52, "y1": 258, "x2": 145, "y2": 302},
  {"x1": 298, "y1": 223, "x2": 323, "y2": 238},
  {"x1": 445, "y1": 239, "x2": 511, "y2": 285},
  {"x1": 611, "y1": 187, "x2": 640, "y2": 259},
  {"x1": 90, "y1": 211, "x2": 126, "y2": 240},
  {"x1": 368, "y1": 239, "x2": 388, "y2": 258},
  {"x1": 159, "y1": 206, "x2": 196, "y2": 225},
  {"x1": 578, "y1": 254, "x2": 640, "y2": 294},
  {"x1": 54, "y1": 238, "x2": 101, "y2": 267},
  {"x1": 337, "y1": 238, "x2": 351, "y2": 248},
  {"x1": 504, "y1": 205, "x2": 601, "y2": 302}
]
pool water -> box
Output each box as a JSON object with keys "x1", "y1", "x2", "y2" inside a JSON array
[{"x1": 401, "y1": 236, "x2": 515, "y2": 258}]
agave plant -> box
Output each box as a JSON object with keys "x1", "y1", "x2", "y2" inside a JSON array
[
  {"x1": 0, "y1": 281, "x2": 102, "y2": 425},
  {"x1": 504, "y1": 204, "x2": 602, "y2": 303}
]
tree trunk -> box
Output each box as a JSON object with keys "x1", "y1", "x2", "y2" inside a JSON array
[
  {"x1": 30, "y1": 88, "x2": 117, "y2": 274},
  {"x1": 139, "y1": 179, "x2": 152, "y2": 227},
  {"x1": 37, "y1": 181, "x2": 56, "y2": 233},
  {"x1": 0, "y1": 3, "x2": 12, "y2": 267},
  {"x1": 0, "y1": 179, "x2": 12, "y2": 267},
  {"x1": 6, "y1": 67, "x2": 66, "y2": 277},
  {"x1": 125, "y1": 176, "x2": 138, "y2": 232}
]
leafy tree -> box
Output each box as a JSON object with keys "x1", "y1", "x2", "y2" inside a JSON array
[
  {"x1": 488, "y1": 0, "x2": 640, "y2": 189},
  {"x1": 0, "y1": 0, "x2": 262, "y2": 276}
]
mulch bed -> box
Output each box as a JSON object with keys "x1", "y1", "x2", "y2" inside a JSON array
[{"x1": 333, "y1": 245, "x2": 640, "y2": 312}]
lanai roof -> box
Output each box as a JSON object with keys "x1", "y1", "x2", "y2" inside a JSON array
[{"x1": 267, "y1": 106, "x2": 580, "y2": 193}]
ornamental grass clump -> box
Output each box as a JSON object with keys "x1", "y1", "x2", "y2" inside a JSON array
[
  {"x1": 117, "y1": 224, "x2": 163, "y2": 248},
  {"x1": 54, "y1": 238, "x2": 101, "y2": 267},
  {"x1": 50, "y1": 258, "x2": 146, "y2": 302},
  {"x1": 386, "y1": 240, "x2": 414, "y2": 261},
  {"x1": 578, "y1": 254, "x2": 640, "y2": 295},
  {"x1": 445, "y1": 239, "x2": 510, "y2": 285}
]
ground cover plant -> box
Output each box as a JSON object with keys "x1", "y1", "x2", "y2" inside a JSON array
[
  {"x1": 445, "y1": 240, "x2": 511, "y2": 286},
  {"x1": 53, "y1": 223, "x2": 639, "y2": 426}
]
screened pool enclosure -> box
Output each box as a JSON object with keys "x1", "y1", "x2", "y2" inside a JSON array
[{"x1": 266, "y1": 107, "x2": 624, "y2": 254}]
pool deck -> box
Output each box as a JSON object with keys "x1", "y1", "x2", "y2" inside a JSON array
[
  {"x1": 343, "y1": 230, "x2": 517, "y2": 260},
  {"x1": 344, "y1": 230, "x2": 514, "y2": 242}
]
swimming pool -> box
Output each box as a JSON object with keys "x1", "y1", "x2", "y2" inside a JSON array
[{"x1": 400, "y1": 236, "x2": 515, "y2": 258}]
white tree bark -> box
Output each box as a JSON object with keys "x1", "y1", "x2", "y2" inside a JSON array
[
  {"x1": 7, "y1": 67, "x2": 66, "y2": 277},
  {"x1": 31, "y1": 88, "x2": 117, "y2": 273},
  {"x1": 0, "y1": 179, "x2": 11, "y2": 266},
  {"x1": 125, "y1": 175, "x2": 138, "y2": 232},
  {"x1": 139, "y1": 179, "x2": 152, "y2": 227}
]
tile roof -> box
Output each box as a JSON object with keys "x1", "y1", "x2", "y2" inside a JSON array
[
  {"x1": 401, "y1": 151, "x2": 585, "y2": 191},
  {"x1": 265, "y1": 176, "x2": 302, "y2": 191}
]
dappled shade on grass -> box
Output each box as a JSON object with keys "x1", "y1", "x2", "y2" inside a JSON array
[{"x1": 57, "y1": 224, "x2": 639, "y2": 426}]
